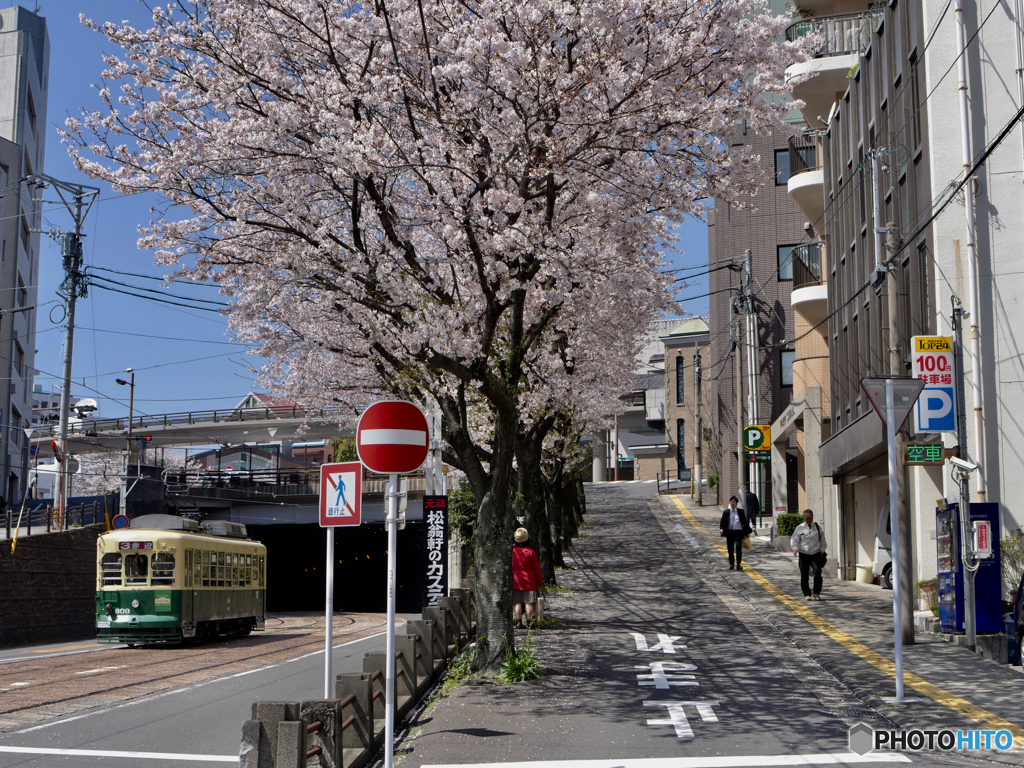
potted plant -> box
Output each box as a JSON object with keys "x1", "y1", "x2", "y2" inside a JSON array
[{"x1": 916, "y1": 578, "x2": 938, "y2": 611}]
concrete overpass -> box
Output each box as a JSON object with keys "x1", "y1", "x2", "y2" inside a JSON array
[{"x1": 29, "y1": 405, "x2": 355, "y2": 458}]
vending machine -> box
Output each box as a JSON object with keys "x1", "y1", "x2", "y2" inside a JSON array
[{"x1": 935, "y1": 502, "x2": 1002, "y2": 634}]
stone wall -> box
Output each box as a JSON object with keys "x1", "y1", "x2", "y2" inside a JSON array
[{"x1": 0, "y1": 526, "x2": 101, "y2": 647}]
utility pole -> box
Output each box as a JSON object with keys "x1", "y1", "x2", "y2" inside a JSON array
[
  {"x1": 733, "y1": 289, "x2": 747, "y2": 515},
  {"x1": 744, "y1": 248, "x2": 760, "y2": 520},
  {"x1": 693, "y1": 348, "x2": 703, "y2": 506},
  {"x1": 28, "y1": 175, "x2": 100, "y2": 531},
  {"x1": 885, "y1": 221, "x2": 914, "y2": 646},
  {"x1": 952, "y1": 298, "x2": 978, "y2": 650}
]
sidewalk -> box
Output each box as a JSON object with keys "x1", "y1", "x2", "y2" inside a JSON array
[
  {"x1": 396, "y1": 483, "x2": 1019, "y2": 768},
  {"x1": 661, "y1": 492, "x2": 1024, "y2": 762}
]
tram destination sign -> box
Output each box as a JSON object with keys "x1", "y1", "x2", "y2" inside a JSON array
[{"x1": 118, "y1": 541, "x2": 153, "y2": 551}]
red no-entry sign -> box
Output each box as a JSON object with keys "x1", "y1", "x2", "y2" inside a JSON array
[{"x1": 356, "y1": 400, "x2": 429, "y2": 474}]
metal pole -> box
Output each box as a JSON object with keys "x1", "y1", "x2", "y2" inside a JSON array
[
  {"x1": 952, "y1": 300, "x2": 977, "y2": 650},
  {"x1": 384, "y1": 472, "x2": 398, "y2": 768},
  {"x1": 885, "y1": 223, "x2": 914, "y2": 646},
  {"x1": 885, "y1": 379, "x2": 905, "y2": 701},
  {"x1": 694, "y1": 349, "x2": 703, "y2": 506},
  {"x1": 325, "y1": 527, "x2": 334, "y2": 698},
  {"x1": 734, "y1": 300, "x2": 747, "y2": 513},
  {"x1": 955, "y1": 0, "x2": 985, "y2": 502}
]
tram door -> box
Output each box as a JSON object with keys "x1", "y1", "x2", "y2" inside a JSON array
[{"x1": 183, "y1": 549, "x2": 194, "y2": 631}]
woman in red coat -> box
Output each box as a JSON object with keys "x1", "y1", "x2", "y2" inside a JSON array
[{"x1": 512, "y1": 527, "x2": 544, "y2": 628}]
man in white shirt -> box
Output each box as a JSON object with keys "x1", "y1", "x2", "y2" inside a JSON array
[{"x1": 791, "y1": 508, "x2": 827, "y2": 600}]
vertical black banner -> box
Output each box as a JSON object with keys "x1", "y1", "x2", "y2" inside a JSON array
[{"x1": 422, "y1": 495, "x2": 449, "y2": 608}]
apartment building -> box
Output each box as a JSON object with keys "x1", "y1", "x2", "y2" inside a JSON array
[
  {"x1": 706, "y1": 124, "x2": 808, "y2": 516},
  {"x1": 0, "y1": 7, "x2": 47, "y2": 505}
]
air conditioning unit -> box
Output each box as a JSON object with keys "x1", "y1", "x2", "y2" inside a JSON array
[{"x1": 201, "y1": 520, "x2": 248, "y2": 539}]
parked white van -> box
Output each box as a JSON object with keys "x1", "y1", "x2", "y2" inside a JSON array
[{"x1": 872, "y1": 501, "x2": 893, "y2": 589}]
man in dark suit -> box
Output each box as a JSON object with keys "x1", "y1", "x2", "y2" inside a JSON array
[{"x1": 719, "y1": 495, "x2": 752, "y2": 571}]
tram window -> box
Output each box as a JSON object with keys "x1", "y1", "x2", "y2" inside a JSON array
[
  {"x1": 201, "y1": 550, "x2": 210, "y2": 587},
  {"x1": 101, "y1": 553, "x2": 122, "y2": 587},
  {"x1": 218, "y1": 552, "x2": 226, "y2": 587},
  {"x1": 259, "y1": 555, "x2": 265, "y2": 587},
  {"x1": 124, "y1": 554, "x2": 148, "y2": 585},
  {"x1": 152, "y1": 553, "x2": 175, "y2": 585},
  {"x1": 232, "y1": 555, "x2": 239, "y2": 587},
  {"x1": 192, "y1": 550, "x2": 200, "y2": 587}
]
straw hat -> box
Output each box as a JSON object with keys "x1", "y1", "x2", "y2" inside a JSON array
[{"x1": 514, "y1": 527, "x2": 529, "y2": 543}]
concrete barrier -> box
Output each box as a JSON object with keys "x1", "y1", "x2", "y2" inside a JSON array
[{"x1": 241, "y1": 585, "x2": 476, "y2": 768}]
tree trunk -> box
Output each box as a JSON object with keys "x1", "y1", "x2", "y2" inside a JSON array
[
  {"x1": 545, "y1": 463, "x2": 567, "y2": 569},
  {"x1": 438, "y1": 390, "x2": 518, "y2": 676},
  {"x1": 516, "y1": 425, "x2": 557, "y2": 585}
]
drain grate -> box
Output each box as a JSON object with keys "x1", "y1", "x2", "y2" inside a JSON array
[{"x1": 839, "y1": 709, "x2": 884, "y2": 719}]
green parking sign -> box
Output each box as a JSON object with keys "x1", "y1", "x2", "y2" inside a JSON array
[{"x1": 743, "y1": 424, "x2": 770, "y2": 451}]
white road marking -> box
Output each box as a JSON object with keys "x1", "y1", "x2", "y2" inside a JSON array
[
  {"x1": 14, "y1": 630, "x2": 387, "y2": 734},
  {"x1": 629, "y1": 632, "x2": 684, "y2": 654},
  {"x1": 358, "y1": 428, "x2": 426, "y2": 446},
  {"x1": 644, "y1": 700, "x2": 720, "y2": 738},
  {"x1": 420, "y1": 754, "x2": 912, "y2": 768},
  {"x1": 9, "y1": 682, "x2": 29, "y2": 686},
  {"x1": 0, "y1": 646, "x2": 127, "y2": 665},
  {"x1": 75, "y1": 666, "x2": 123, "y2": 675},
  {"x1": 0, "y1": 746, "x2": 236, "y2": 762},
  {"x1": 636, "y1": 661, "x2": 699, "y2": 688}
]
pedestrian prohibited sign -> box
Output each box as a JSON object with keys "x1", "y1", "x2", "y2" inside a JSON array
[
  {"x1": 911, "y1": 336, "x2": 956, "y2": 433},
  {"x1": 743, "y1": 425, "x2": 770, "y2": 451},
  {"x1": 319, "y1": 461, "x2": 362, "y2": 527}
]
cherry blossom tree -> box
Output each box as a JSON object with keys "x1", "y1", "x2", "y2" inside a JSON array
[{"x1": 64, "y1": 0, "x2": 807, "y2": 671}]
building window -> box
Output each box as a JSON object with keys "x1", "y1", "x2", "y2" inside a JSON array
[
  {"x1": 13, "y1": 342, "x2": 23, "y2": 378},
  {"x1": 675, "y1": 355, "x2": 684, "y2": 405},
  {"x1": 17, "y1": 275, "x2": 27, "y2": 308},
  {"x1": 778, "y1": 245, "x2": 797, "y2": 281},
  {"x1": 774, "y1": 149, "x2": 791, "y2": 185},
  {"x1": 676, "y1": 418, "x2": 686, "y2": 479},
  {"x1": 781, "y1": 350, "x2": 795, "y2": 387},
  {"x1": 27, "y1": 88, "x2": 36, "y2": 132}
]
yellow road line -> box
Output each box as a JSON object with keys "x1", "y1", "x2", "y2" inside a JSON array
[{"x1": 667, "y1": 495, "x2": 1024, "y2": 740}]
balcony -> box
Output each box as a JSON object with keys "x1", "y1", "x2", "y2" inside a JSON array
[
  {"x1": 786, "y1": 134, "x2": 824, "y2": 225},
  {"x1": 785, "y1": 11, "x2": 881, "y2": 126},
  {"x1": 790, "y1": 242, "x2": 828, "y2": 326}
]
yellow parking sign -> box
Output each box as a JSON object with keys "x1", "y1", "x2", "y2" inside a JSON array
[{"x1": 743, "y1": 424, "x2": 771, "y2": 451}]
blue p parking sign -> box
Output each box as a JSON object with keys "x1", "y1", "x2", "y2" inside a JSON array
[
  {"x1": 915, "y1": 387, "x2": 956, "y2": 432},
  {"x1": 912, "y1": 336, "x2": 957, "y2": 434}
]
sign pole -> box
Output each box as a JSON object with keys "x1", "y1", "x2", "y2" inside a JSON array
[
  {"x1": 325, "y1": 528, "x2": 334, "y2": 698},
  {"x1": 885, "y1": 379, "x2": 905, "y2": 701},
  {"x1": 384, "y1": 472, "x2": 398, "y2": 768}
]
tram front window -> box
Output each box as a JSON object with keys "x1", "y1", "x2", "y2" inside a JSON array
[
  {"x1": 124, "y1": 554, "x2": 149, "y2": 585},
  {"x1": 101, "y1": 553, "x2": 122, "y2": 587},
  {"x1": 152, "y1": 553, "x2": 175, "y2": 585}
]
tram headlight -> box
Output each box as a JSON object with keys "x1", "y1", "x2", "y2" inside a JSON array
[{"x1": 131, "y1": 599, "x2": 139, "y2": 609}]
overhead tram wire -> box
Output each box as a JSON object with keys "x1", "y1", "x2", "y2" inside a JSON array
[
  {"x1": 90, "y1": 265, "x2": 225, "y2": 287},
  {"x1": 91, "y1": 283, "x2": 226, "y2": 312},
  {"x1": 87, "y1": 273, "x2": 229, "y2": 306}
]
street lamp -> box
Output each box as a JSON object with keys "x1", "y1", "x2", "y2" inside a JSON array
[{"x1": 116, "y1": 369, "x2": 135, "y2": 516}]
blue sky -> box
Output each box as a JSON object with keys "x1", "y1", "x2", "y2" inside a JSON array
[{"x1": 28, "y1": 1, "x2": 710, "y2": 422}]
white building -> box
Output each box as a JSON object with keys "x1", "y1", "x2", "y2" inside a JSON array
[
  {"x1": 921, "y1": 0, "x2": 1024, "y2": 588},
  {"x1": 0, "y1": 7, "x2": 47, "y2": 505}
]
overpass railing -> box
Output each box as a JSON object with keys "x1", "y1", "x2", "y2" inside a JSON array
[{"x1": 31, "y1": 405, "x2": 351, "y2": 439}]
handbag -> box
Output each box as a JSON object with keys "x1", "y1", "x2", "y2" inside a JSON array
[
  {"x1": 817, "y1": 550, "x2": 828, "y2": 566},
  {"x1": 742, "y1": 535, "x2": 752, "y2": 550}
]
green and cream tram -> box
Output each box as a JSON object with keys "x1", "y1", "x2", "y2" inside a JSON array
[{"x1": 96, "y1": 514, "x2": 266, "y2": 645}]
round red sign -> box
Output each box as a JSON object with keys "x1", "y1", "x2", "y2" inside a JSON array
[{"x1": 356, "y1": 401, "x2": 430, "y2": 474}]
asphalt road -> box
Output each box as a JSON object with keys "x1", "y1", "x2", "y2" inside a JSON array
[
  {"x1": 401, "y1": 483, "x2": 969, "y2": 768},
  {"x1": 0, "y1": 622, "x2": 406, "y2": 767}
]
